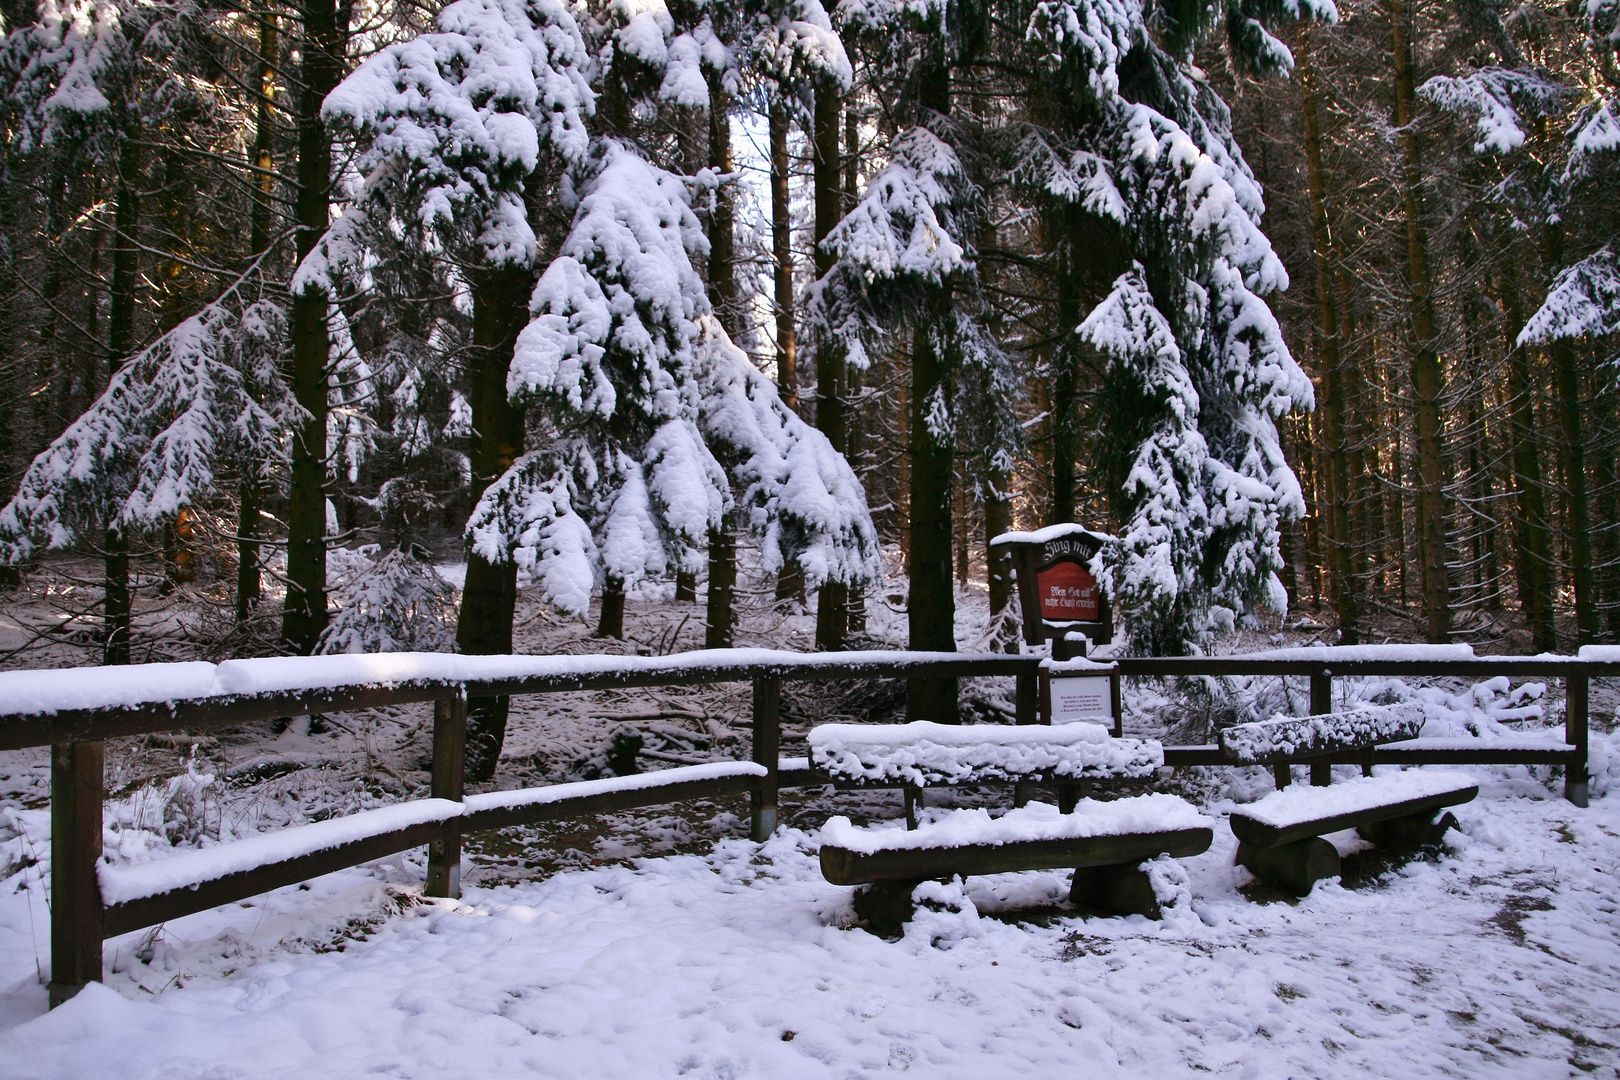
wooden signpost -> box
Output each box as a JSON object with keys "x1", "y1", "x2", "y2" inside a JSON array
[
  {"x1": 990, "y1": 523, "x2": 1114, "y2": 658},
  {"x1": 991, "y1": 524, "x2": 1125, "y2": 791}
]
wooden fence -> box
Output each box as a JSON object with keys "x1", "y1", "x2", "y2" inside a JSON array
[{"x1": 2, "y1": 647, "x2": 1610, "y2": 1008}]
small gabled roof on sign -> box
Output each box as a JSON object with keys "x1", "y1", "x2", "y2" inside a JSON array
[{"x1": 989, "y1": 523, "x2": 1115, "y2": 549}]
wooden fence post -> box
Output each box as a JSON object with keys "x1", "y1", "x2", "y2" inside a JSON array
[
  {"x1": 1565, "y1": 674, "x2": 1589, "y2": 808},
  {"x1": 1014, "y1": 671, "x2": 1038, "y2": 807},
  {"x1": 1015, "y1": 672, "x2": 1038, "y2": 726},
  {"x1": 751, "y1": 677, "x2": 780, "y2": 841},
  {"x1": 49, "y1": 740, "x2": 104, "y2": 1008},
  {"x1": 425, "y1": 690, "x2": 467, "y2": 898},
  {"x1": 1309, "y1": 670, "x2": 1333, "y2": 787}
]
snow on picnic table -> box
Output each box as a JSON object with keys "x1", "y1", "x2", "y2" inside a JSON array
[{"x1": 0, "y1": 779, "x2": 1618, "y2": 1077}]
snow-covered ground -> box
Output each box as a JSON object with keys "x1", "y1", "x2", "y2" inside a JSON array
[{"x1": 0, "y1": 772, "x2": 1618, "y2": 1078}]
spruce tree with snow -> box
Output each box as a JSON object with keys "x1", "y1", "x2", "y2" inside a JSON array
[
  {"x1": 809, "y1": 1, "x2": 1018, "y2": 714},
  {"x1": 319, "y1": 546, "x2": 460, "y2": 655},
  {"x1": 313, "y1": 0, "x2": 593, "y2": 774},
  {"x1": 1006, "y1": 0, "x2": 1324, "y2": 654},
  {"x1": 0, "y1": 0, "x2": 213, "y2": 661},
  {"x1": 1421, "y1": 0, "x2": 1619, "y2": 644},
  {"x1": 469, "y1": 135, "x2": 879, "y2": 637},
  {"x1": 0, "y1": 299, "x2": 294, "y2": 580}
]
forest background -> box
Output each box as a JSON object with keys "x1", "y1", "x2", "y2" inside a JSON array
[{"x1": 0, "y1": 0, "x2": 1616, "y2": 721}]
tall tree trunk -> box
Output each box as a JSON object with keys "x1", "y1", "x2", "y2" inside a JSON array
[
  {"x1": 458, "y1": 265, "x2": 531, "y2": 781},
  {"x1": 1544, "y1": 224, "x2": 1598, "y2": 645},
  {"x1": 770, "y1": 101, "x2": 798, "y2": 413},
  {"x1": 907, "y1": 61, "x2": 956, "y2": 720},
  {"x1": 975, "y1": 212, "x2": 1015, "y2": 650},
  {"x1": 813, "y1": 80, "x2": 849, "y2": 649},
  {"x1": 1389, "y1": 0, "x2": 1450, "y2": 641},
  {"x1": 703, "y1": 70, "x2": 741, "y2": 643},
  {"x1": 282, "y1": 0, "x2": 345, "y2": 655},
  {"x1": 1299, "y1": 34, "x2": 1359, "y2": 643},
  {"x1": 597, "y1": 582, "x2": 625, "y2": 639},
  {"x1": 704, "y1": 514, "x2": 737, "y2": 648},
  {"x1": 1050, "y1": 217, "x2": 1080, "y2": 526},
  {"x1": 770, "y1": 100, "x2": 806, "y2": 606},
  {"x1": 103, "y1": 136, "x2": 141, "y2": 666},
  {"x1": 237, "y1": 13, "x2": 278, "y2": 624},
  {"x1": 1594, "y1": 388, "x2": 1620, "y2": 638},
  {"x1": 843, "y1": 103, "x2": 866, "y2": 633},
  {"x1": 1500, "y1": 271, "x2": 1557, "y2": 651}
]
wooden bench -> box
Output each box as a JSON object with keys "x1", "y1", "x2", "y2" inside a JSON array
[
  {"x1": 1220, "y1": 706, "x2": 1477, "y2": 894},
  {"x1": 810, "y1": 722, "x2": 1211, "y2": 933}
]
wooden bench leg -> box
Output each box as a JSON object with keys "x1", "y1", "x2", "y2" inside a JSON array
[
  {"x1": 1069, "y1": 863, "x2": 1165, "y2": 919},
  {"x1": 1057, "y1": 784, "x2": 1081, "y2": 814},
  {"x1": 854, "y1": 880, "x2": 922, "y2": 939},
  {"x1": 1236, "y1": 837, "x2": 1339, "y2": 896},
  {"x1": 1357, "y1": 810, "x2": 1458, "y2": 850}
]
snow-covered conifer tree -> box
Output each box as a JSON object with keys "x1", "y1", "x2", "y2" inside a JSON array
[
  {"x1": 808, "y1": 2, "x2": 1018, "y2": 710},
  {"x1": 470, "y1": 136, "x2": 879, "y2": 630},
  {"x1": 1011, "y1": 0, "x2": 1322, "y2": 653},
  {"x1": 0, "y1": 299, "x2": 293, "y2": 565},
  {"x1": 1, "y1": 0, "x2": 213, "y2": 660},
  {"x1": 313, "y1": 0, "x2": 594, "y2": 773}
]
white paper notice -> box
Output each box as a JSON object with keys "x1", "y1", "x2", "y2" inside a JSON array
[{"x1": 1050, "y1": 675, "x2": 1114, "y2": 725}]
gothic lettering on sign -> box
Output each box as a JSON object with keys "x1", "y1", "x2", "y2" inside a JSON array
[{"x1": 1036, "y1": 559, "x2": 1100, "y2": 622}]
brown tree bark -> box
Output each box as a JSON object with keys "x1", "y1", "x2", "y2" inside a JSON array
[
  {"x1": 103, "y1": 135, "x2": 141, "y2": 665},
  {"x1": 101, "y1": 158, "x2": 140, "y2": 661},
  {"x1": 771, "y1": 101, "x2": 798, "y2": 413},
  {"x1": 704, "y1": 69, "x2": 742, "y2": 643},
  {"x1": 1388, "y1": 0, "x2": 1451, "y2": 641},
  {"x1": 770, "y1": 99, "x2": 806, "y2": 605},
  {"x1": 813, "y1": 80, "x2": 849, "y2": 649},
  {"x1": 704, "y1": 514, "x2": 737, "y2": 648},
  {"x1": 1544, "y1": 223, "x2": 1598, "y2": 645},
  {"x1": 1500, "y1": 270, "x2": 1557, "y2": 651},
  {"x1": 1299, "y1": 32, "x2": 1359, "y2": 643},
  {"x1": 906, "y1": 61, "x2": 956, "y2": 720},
  {"x1": 458, "y1": 265, "x2": 531, "y2": 781},
  {"x1": 282, "y1": 0, "x2": 346, "y2": 655},
  {"x1": 237, "y1": 13, "x2": 278, "y2": 624}
]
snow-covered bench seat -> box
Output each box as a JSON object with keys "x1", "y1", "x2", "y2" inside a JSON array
[
  {"x1": 808, "y1": 721, "x2": 1162, "y2": 787},
  {"x1": 1230, "y1": 770, "x2": 1478, "y2": 895},
  {"x1": 819, "y1": 795, "x2": 1212, "y2": 932}
]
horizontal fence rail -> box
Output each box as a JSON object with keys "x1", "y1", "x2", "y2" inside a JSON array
[{"x1": 3, "y1": 646, "x2": 1611, "y2": 1008}]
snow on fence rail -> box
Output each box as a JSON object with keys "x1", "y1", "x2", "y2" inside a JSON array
[{"x1": 11, "y1": 645, "x2": 1612, "y2": 1009}]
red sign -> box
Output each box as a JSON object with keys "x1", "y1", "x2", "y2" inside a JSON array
[{"x1": 1037, "y1": 560, "x2": 1099, "y2": 621}]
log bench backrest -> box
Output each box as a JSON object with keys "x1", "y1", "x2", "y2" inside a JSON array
[
  {"x1": 1218, "y1": 703, "x2": 1425, "y2": 765},
  {"x1": 808, "y1": 720, "x2": 1162, "y2": 787}
]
